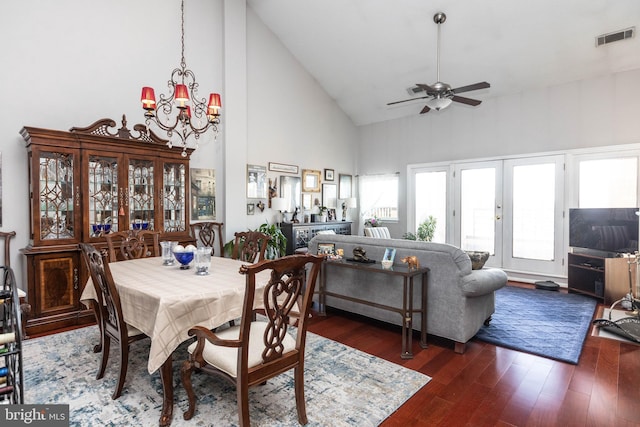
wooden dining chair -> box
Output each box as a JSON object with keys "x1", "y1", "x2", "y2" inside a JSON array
[
  {"x1": 181, "y1": 253, "x2": 324, "y2": 426},
  {"x1": 231, "y1": 231, "x2": 270, "y2": 263},
  {"x1": 105, "y1": 230, "x2": 160, "y2": 262},
  {"x1": 189, "y1": 222, "x2": 224, "y2": 256},
  {"x1": 80, "y1": 243, "x2": 148, "y2": 399}
]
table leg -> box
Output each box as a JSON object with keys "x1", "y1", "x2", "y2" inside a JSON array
[
  {"x1": 401, "y1": 277, "x2": 413, "y2": 359},
  {"x1": 420, "y1": 272, "x2": 428, "y2": 349},
  {"x1": 159, "y1": 354, "x2": 174, "y2": 426}
]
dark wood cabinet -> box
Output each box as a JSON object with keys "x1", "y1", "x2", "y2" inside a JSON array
[
  {"x1": 20, "y1": 116, "x2": 194, "y2": 335},
  {"x1": 567, "y1": 252, "x2": 631, "y2": 305},
  {"x1": 280, "y1": 222, "x2": 352, "y2": 255}
]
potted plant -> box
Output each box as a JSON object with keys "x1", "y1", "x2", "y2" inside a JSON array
[
  {"x1": 416, "y1": 216, "x2": 437, "y2": 242},
  {"x1": 223, "y1": 222, "x2": 288, "y2": 259}
]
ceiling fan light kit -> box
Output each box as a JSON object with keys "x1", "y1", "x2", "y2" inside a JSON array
[{"x1": 387, "y1": 12, "x2": 490, "y2": 115}]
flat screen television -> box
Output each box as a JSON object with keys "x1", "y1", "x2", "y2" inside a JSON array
[{"x1": 569, "y1": 208, "x2": 639, "y2": 254}]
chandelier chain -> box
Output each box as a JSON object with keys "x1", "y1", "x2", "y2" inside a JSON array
[{"x1": 180, "y1": 0, "x2": 186, "y2": 71}]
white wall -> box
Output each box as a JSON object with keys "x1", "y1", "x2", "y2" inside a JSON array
[
  {"x1": 358, "y1": 69, "x2": 640, "y2": 236},
  {"x1": 245, "y1": 7, "x2": 358, "y2": 230},
  {"x1": 0, "y1": 0, "x2": 359, "y2": 290}
]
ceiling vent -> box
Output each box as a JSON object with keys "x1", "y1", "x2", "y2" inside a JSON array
[{"x1": 596, "y1": 27, "x2": 635, "y2": 47}]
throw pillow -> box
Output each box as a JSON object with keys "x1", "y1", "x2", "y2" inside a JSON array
[{"x1": 465, "y1": 251, "x2": 490, "y2": 270}]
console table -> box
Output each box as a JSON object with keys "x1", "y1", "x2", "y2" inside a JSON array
[
  {"x1": 280, "y1": 221, "x2": 351, "y2": 255},
  {"x1": 318, "y1": 260, "x2": 429, "y2": 359}
]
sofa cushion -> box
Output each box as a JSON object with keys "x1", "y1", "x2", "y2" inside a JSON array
[
  {"x1": 465, "y1": 251, "x2": 490, "y2": 270},
  {"x1": 364, "y1": 227, "x2": 391, "y2": 239}
]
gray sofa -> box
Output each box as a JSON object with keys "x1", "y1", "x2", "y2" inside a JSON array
[{"x1": 308, "y1": 234, "x2": 508, "y2": 353}]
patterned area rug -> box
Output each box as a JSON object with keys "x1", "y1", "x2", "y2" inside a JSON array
[
  {"x1": 474, "y1": 286, "x2": 598, "y2": 364},
  {"x1": 23, "y1": 325, "x2": 430, "y2": 426}
]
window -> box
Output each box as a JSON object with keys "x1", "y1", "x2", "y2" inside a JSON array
[
  {"x1": 579, "y1": 157, "x2": 637, "y2": 208},
  {"x1": 359, "y1": 174, "x2": 399, "y2": 221}
]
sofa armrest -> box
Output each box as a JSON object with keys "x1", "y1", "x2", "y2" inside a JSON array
[{"x1": 460, "y1": 268, "x2": 508, "y2": 297}]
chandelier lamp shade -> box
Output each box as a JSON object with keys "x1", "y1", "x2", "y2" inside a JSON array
[{"x1": 140, "y1": 0, "x2": 221, "y2": 157}]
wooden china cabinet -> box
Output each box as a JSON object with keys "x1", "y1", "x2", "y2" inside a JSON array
[{"x1": 20, "y1": 116, "x2": 194, "y2": 336}]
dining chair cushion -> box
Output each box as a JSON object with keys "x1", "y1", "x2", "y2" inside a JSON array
[
  {"x1": 126, "y1": 324, "x2": 145, "y2": 338},
  {"x1": 187, "y1": 321, "x2": 296, "y2": 378}
]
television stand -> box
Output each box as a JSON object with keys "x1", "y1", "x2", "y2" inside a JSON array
[{"x1": 567, "y1": 252, "x2": 634, "y2": 305}]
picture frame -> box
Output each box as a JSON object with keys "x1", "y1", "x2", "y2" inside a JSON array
[
  {"x1": 339, "y1": 174, "x2": 352, "y2": 199},
  {"x1": 302, "y1": 169, "x2": 321, "y2": 192},
  {"x1": 190, "y1": 168, "x2": 216, "y2": 220},
  {"x1": 280, "y1": 175, "x2": 302, "y2": 213},
  {"x1": 322, "y1": 183, "x2": 338, "y2": 209},
  {"x1": 317, "y1": 242, "x2": 336, "y2": 255},
  {"x1": 247, "y1": 203, "x2": 255, "y2": 215},
  {"x1": 269, "y1": 162, "x2": 298, "y2": 174},
  {"x1": 383, "y1": 247, "x2": 397, "y2": 263},
  {"x1": 324, "y1": 169, "x2": 335, "y2": 181},
  {"x1": 302, "y1": 193, "x2": 312, "y2": 210},
  {"x1": 247, "y1": 164, "x2": 267, "y2": 199}
]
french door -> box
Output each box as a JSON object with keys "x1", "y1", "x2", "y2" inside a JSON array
[{"x1": 412, "y1": 155, "x2": 565, "y2": 275}]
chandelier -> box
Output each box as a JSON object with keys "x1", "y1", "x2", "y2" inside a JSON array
[{"x1": 140, "y1": 0, "x2": 221, "y2": 157}]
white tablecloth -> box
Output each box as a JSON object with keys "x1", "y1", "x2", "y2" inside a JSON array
[{"x1": 80, "y1": 256, "x2": 267, "y2": 373}]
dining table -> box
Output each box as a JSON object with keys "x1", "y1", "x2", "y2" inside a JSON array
[{"x1": 80, "y1": 255, "x2": 269, "y2": 426}]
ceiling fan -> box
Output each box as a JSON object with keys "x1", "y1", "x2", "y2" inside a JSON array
[{"x1": 387, "y1": 12, "x2": 490, "y2": 114}]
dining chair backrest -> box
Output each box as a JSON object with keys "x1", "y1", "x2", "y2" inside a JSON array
[
  {"x1": 231, "y1": 231, "x2": 270, "y2": 263},
  {"x1": 181, "y1": 253, "x2": 325, "y2": 426},
  {"x1": 189, "y1": 222, "x2": 224, "y2": 256},
  {"x1": 105, "y1": 230, "x2": 160, "y2": 262},
  {"x1": 0, "y1": 231, "x2": 16, "y2": 267},
  {"x1": 79, "y1": 243, "x2": 147, "y2": 400}
]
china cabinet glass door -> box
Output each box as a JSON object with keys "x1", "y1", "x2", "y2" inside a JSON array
[
  {"x1": 87, "y1": 154, "x2": 119, "y2": 236},
  {"x1": 128, "y1": 158, "x2": 155, "y2": 230},
  {"x1": 163, "y1": 162, "x2": 186, "y2": 232},
  {"x1": 37, "y1": 149, "x2": 80, "y2": 243}
]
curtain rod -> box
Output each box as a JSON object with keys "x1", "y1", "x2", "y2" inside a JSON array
[{"x1": 354, "y1": 172, "x2": 400, "y2": 177}]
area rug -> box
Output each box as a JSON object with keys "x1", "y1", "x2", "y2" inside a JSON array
[
  {"x1": 474, "y1": 286, "x2": 598, "y2": 364},
  {"x1": 22, "y1": 325, "x2": 430, "y2": 426},
  {"x1": 592, "y1": 307, "x2": 640, "y2": 345}
]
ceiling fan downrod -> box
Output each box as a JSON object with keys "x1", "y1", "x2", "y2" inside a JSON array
[{"x1": 433, "y1": 12, "x2": 446, "y2": 84}]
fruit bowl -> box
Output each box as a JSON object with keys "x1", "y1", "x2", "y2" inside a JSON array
[{"x1": 173, "y1": 250, "x2": 195, "y2": 269}]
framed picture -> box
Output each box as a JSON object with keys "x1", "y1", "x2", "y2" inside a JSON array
[
  {"x1": 190, "y1": 168, "x2": 216, "y2": 220},
  {"x1": 383, "y1": 247, "x2": 397, "y2": 263},
  {"x1": 339, "y1": 174, "x2": 352, "y2": 199},
  {"x1": 322, "y1": 183, "x2": 337, "y2": 208},
  {"x1": 269, "y1": 162, "x2": 298, "y2": 174},
  {"x1": 280, "y1": 175, "x2": 302, "y2": 213},
  {"x1": 317, "y1": 243, "x2": 336, "y2": 255},
  {"x1": 247, "y1": 164, "x2": 267, "y2": 199},
  {"x1": 302, "y1": 193, "x2": 312, "y2": 210},
  {"x1": 302, "y1": 169, "x2": 321, "y2": 192},
  {"x1": 324, "y1": 169, "x2": 335, "y2": 181},
  {"x1": 247, "y1": 203, "x2": 255, "y2": 215}
]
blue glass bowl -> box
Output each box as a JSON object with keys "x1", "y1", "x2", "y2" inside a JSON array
[{"x1": 173, "y1": 251, "x2": 194, "y2": 269}]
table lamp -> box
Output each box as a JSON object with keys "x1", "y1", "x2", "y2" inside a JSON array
[
  {"x1": 342, "y1": 197, "x2": 357, "y2": 221},
  {"x1": 271, "y1": 197, "x2": 287, "y2": 225}
]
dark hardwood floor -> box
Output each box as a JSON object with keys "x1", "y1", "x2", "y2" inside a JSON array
[{"x1": 307, "y1": 285, "x2": 640, "y2": 427}]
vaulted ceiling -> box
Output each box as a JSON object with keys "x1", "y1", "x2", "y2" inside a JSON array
[{"x1": 248, "y1": 0, "x2": 640, "y2": 126}]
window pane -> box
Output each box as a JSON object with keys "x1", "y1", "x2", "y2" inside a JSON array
[
  {"x1": 460, "y1": 168, "x2": 495, "y2": 253},
  {"x1": 415, "y1": 171, "x2": 446, "y2": 243},
  {"x1": 512, "y1": 163, "x2": 555, "y2": 260},
  {"x1": 360, "y1": 174, "x2": 398, "y2": 220},
  {"x1": 579, "y1": 158, "x2": 637, "y2": 208}
]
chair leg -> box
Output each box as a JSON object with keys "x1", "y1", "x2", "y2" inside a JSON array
[
  {"x1": 237, "y1": 381, "x2": 251, "y2": 427},
  {"x1": 112, "y1": 342, "x2": 129, "y2": 400},
  {"x1": 97, "y1": 335, "x2": 110, "y2": 380},
  {"x1": 294, "y1": 365, "x2": 308, "y2": 425},
  {"x1": 181, "y1": 359, "x2": 197, "y2": 420}
]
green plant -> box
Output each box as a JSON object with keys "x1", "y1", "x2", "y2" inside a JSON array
[
  {"x1": 416, "y1": 216, "x2": 437, "y2": 242},
  {"x1": 223, "y1": 222, "x2": 288, "y2": 260},
  {"x1": 402, "y1": 231, "x2": 417, "y2": 240}
]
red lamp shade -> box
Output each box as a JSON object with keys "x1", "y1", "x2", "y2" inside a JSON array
[
  {"x1": 175, "y1": 84, "x2": 190, "y2": 107},
  {"x1": 185, "y1": 105, "x2": 192, "y2": 118},
  {"x1": 141, "y1": 87, "x2": 156, "y2": 110},
  {"x1": 207, "y1": 93, "x2": 221, "y2": 117}
]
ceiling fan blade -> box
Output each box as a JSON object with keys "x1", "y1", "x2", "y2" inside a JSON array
[
  {"x1": 451, "y1": 81, "x2": 490, "y2": 94},
  {"x1": 451, "y1": 95, "x2": 482, "y2": 106},
  {"x1": 387, "y1": 95, "x2": 430, "y2": 106},
  {"x1": 420, "y1": 105, "x2": 431, "y2": 114},
  {"x1": 416, "y1": 83, "x2": 437, "y2": 93}
]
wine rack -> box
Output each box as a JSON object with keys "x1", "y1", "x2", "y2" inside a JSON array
[{"x1": 0, "y1": 266, "x2": 24, "y2": 404}]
